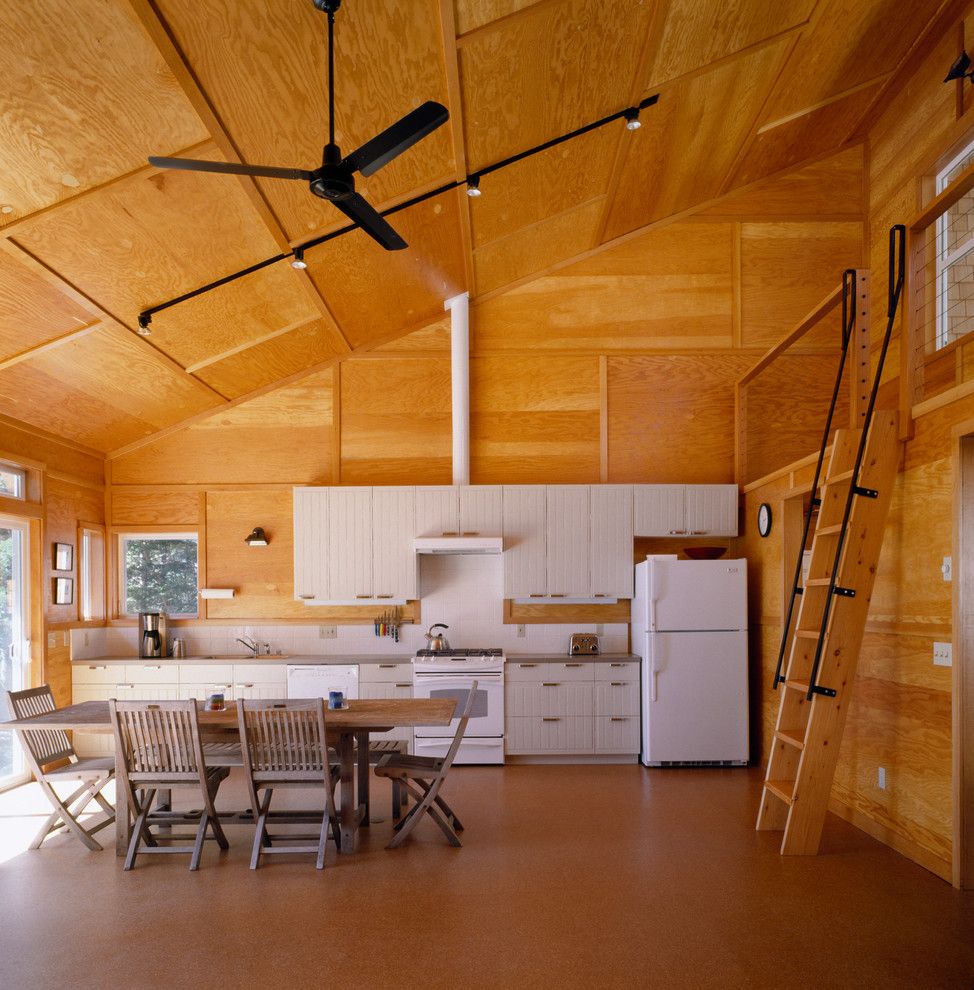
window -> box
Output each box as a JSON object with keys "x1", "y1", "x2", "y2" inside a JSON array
[
  {"x1": 935, "y1": 138, "x2": 974, "y2": 349},
  {"x1": 0, "y1": 463, "x2": 25, "y2": 500},
  {"x1": 79, "y1": 525, "x2": 106, "y2": 622},
  {"x1": 118, "y1": 532, "x2": 198, "y2": 617}
]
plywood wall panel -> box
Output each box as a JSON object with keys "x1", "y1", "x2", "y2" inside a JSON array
[
  {"x1": 45, "y1": 477, "x2": 104, "y2": 624},
  {"x1": 111, "y1": 490, "x2": 200, "y2": 527},
  {"x1": 473, "y1": 221, "x2": 736, "y2": 351},
  {"x1": 110, "y1": 370, "x2": 334, "y2": 486},
  {"x1": 340, "y1": 359, "x2": 453, "y2": 485},
  {"x1": 740, "y1": 221, "x2": 863, "y2": 348},
  {"x1": 0, "y1": 418, "x2": 103, "y2": 485},
  {"x1": 470, "y1": 355, "x2": 600, "y2": 483},
  {"x1": 606, "y1": 354, "x2": 751, "y2": 483}
]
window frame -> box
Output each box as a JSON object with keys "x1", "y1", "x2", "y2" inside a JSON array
[
  {"x1": 934, "y1": 136, "x2": 974, "y2": 351},
  {"x1": 0, "y1": 460, "x2": 27, "y2": 501},
  {"x1": 114, "y1": 529, "x2": 200, "y2": 620},
  {"x1": 78, "y1": 522, "x2": 107, "y2": 623}
]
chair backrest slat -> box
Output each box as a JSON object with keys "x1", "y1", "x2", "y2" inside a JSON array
[
  {"x1": 238, "y1": 699, "x2": 328, "y2": 775},
  {"x1": 110, "y1": 700, "x2": 204, "y2": 778},
  {"x1": 5, "y1": 686, "x2": 74, "y2": 767},
  {"x1": 441, "y1": 680, "x2": 480, "y2": 773}
]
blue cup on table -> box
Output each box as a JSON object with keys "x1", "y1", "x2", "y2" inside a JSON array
[{"x1": 328, "y1": 690, "x2": 344, "y2": 710}]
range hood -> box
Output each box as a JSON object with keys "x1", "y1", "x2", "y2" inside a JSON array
[{"x1": 414, "y1": 536, "x2": 503, "y2": 555}]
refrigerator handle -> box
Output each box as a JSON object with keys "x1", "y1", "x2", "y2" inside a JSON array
[
  {"x1": 648, "y1": 560, "x2": 657, "y2": 632},
  {"x1": 650, "y1": 631, "x2": 659, "y2": 703}
]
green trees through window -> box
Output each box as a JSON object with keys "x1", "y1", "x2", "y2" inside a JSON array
[{"x1": 122, "y1": 536, "x2": 198, "y2": 616}]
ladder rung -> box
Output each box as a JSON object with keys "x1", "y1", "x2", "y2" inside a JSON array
[
  {"x1": 764, "y1": 779, "x2": 796, "y2": 805},
  {"x1": 804, "y1": 578, "x2": 832, "y2": 586},
  {"x1": 775, "y1": 728, "x2": 805, "y2": 751},
  {"x1": 794, "y1": 630, "x2": 820, "y2": 639},
  {"x1": 815, "y1": 524, "x2": 843, "y2": 537},
  {"x1": 827, "y1": 469, "x2": 855, "y2": 485},
  {"x1": 784, "y1": 679, "x2": 810, "y2": 693}
]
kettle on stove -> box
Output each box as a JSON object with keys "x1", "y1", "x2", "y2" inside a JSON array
[{"x1": 425, "y1": 623, "x2": 450, "y2": 652}]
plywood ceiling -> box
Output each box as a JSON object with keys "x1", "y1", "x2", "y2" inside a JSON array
[{"x1": 0, "y1": 0, "x2": 955, "y2": 452}]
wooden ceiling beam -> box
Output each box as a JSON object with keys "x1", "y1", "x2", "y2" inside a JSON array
[
  {"x1": 757, "y1": 75, "x2": 894, "y2": 135},
  {"x1": 183, "y1": 316, "x2": 322, "y2": 374},
  {"x1": 0, "y1": 320, "x2": 103, "y2": 372}
]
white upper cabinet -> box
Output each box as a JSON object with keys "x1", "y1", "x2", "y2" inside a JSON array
[
  {"x1": 327, "y1": 487, "x2": 373, "y2": 600},
  {"x1": 459, "y1": 485, "x2": 503, "y2": 535},
  {"x1": 545, "y1": 486, "x2": 591, "y2": 598},
  {"x1": 590, "y1": 485, "x2": 634, "y2": 598},
  {"x1": 503, "y1": 486, "x2": 547, "y2": 597},
  {"x1": 633, "y1": 484, "x2": 738, "y2": 537},
  {"x1": 372, "y1": 487, "x2": 417, "y2": 599},
  {"x1": 633, "y1": 485, "x2": 685, "y2": 536},
  {"x1": 415, "y1": 487, "x2": 459, "y2": 537},
  {"x1": 293, "y1": 488, "x2": 328, "y2": 601},
  {"x1": 684, "y1": 485, "x2": 739, "y2": 536}
]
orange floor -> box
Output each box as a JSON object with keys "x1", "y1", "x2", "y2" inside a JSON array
[{"x1": 0, "y1": 765, "x2": 972, "y2": 989}]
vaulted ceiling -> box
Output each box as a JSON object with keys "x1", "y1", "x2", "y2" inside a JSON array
[{"x1": 0, "y1": 0, "x2": 957, "y2": 454}]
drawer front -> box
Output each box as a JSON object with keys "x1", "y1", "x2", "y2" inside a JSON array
[
  {"x1": 179, "y1": 664, "x2": 233, "y2": 684},
  {"x1": 179, "y1": 682, "x2": 234, "y2": 701},
  {"x1": 594, "y1": 716, "x2": 640, "y2": 754},
  {"x1": 505, "y1": 661, "x2": 549, "y2": 682},
  {"x1": 506, "y1": 716, "x2": 593, "y2": 754},
  {"x1": 593, "y1": 680, "x2": 639, "y2": 716},
  {"x1": 126, "y1": 663, "x2": 179, "y2": 684},
  {"x1": 359, "y1": 682, "x2": 412, "y2": 701},
  {"x1": 73, "y1": 663, "x2": 125, "y2": 685},
  {"x1": 506, "y1": 681, "x2": 593, "y2": 717},
  {"x1": 544, "y1": 661, "x2": 595, "y2": 682},
  {"x1": 234, "y1": 683, "x2": 286, "y2": 700},
  {"x1": 360, "y1": 662, "x2": 413, "y2": 684},
  {"x1": 594, "y1": 661, "x2": 640, "y2": 681},
  {"x1": 232, "y1": 663, "x2": 287, "y2": 685}
]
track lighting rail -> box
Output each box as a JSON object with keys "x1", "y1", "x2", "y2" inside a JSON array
[{"x1": 137, "y1": 94, "x2": 659, "y2": 326}]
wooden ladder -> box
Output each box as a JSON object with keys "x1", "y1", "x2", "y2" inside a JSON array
[{"x1": 757, "y1": 410, "x2": 900, "y2": 853}]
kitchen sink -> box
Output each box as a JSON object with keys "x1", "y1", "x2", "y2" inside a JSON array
[{"x1": 199, "y1": 653, "x2": 290, "y2": 660}]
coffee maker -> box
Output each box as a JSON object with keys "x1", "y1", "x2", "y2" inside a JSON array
[{"x1": 139, "y1": 611, "x2": 169, "y2": 659}]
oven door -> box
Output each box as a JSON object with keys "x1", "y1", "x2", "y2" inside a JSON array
[{"x1": 412, "y1": 673, "x2": 504, "y2": 738}]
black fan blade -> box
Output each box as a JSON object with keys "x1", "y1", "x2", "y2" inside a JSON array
[
  {"x1": 342, "y1": 101, "x2": 449, "y2": 178},
  {"x1": 332, "y1": 193, "x2": 407, "y2": 250},
  {"x1": 148, "y1": 156, "x2": 313, "y2": 181}
]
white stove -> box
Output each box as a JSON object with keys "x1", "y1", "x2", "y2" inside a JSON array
[{"x1": 412, "y1": 648, "x2": 505, "y2": 764}]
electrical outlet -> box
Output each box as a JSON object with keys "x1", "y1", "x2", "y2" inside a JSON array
[
  {"x1": 595, "y1": 624, "x2": 604, "y2": 636},
  {"x1": 516, "y1": 624, "x2": 526, "y2": 638},
  {"x1": 933, "y1": 642, "x2": 953, "y2": 667},
  {"x1": 318, "y1": 625, "x2": 337, "y2": 639},
  {"x1": 942, "y1": 556, "x2": 953, "y2": 582},
  {"x1": 83, "y1": 631, "x2": 89, "y2": 648},
  {"x1": 878, "y1": 767, "x2": 887, "y2": 790}
]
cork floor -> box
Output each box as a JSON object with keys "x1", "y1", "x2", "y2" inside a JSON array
[{"x1": 0, "y1": 765, "x2": 972, "y2": 990}]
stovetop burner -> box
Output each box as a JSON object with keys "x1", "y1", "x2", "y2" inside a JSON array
[{"x1": 415, "y1": 648, "x2": 504, "y2": 657}]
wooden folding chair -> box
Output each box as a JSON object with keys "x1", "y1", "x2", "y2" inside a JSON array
[
  {"x1": 374, "y1": 680, "x2": 478, "y2": 849},
  {"x1": 5, "y1": 686, "x2": 115, "y2": 851},
  {"x1": 109, "y1": 699, "x2": 230, "y2": 871},
  {"x1": 237, "y1": 699, "x2": 342, "y2": 870}
]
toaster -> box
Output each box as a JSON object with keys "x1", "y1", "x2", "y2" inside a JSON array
[{"x1": 569, "y1": 633, "x2": 600, "y2": 656}]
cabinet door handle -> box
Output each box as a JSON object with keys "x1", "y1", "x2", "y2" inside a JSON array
[
  {"x1": 441, "y1": 531, "x2": 459, "y2": 537},
  {"x1": 239, "y1": 683, "x2": 254, "y2": 689},
  {"x1": 610, "y1": 717, "x2": 627, "y2": 722},
  {"x1": 89, "y1": 665, "x2": 108, "y2": 670},
  {"x1": 518, "y1": 663, "x2": 537, "y2": 668},
  {"x1": 541, "y1": 682, "x2": 560, "y2": 687},
  {"x1": 668, "y1": 530, "x2": 687, "y2": 535},
  {"x1": 460, "y1": 531, "x2": 480, "y2": 536},
  {"x1": 610, "y1": 663, "x2": 626, "y2": 667},
  {"x1": 564, "y1": 663, "x2": 583, "y2": 668},
  {"x1": 529, "y1": 594, "x2": 545, "y2": 598},
  {"x1": 593, "y1": 593, "x2": 607, "y2": 598},
  {"x1": 298, "y1": 594, "x2": 315, "y2": 600},
  {"x1": 355, "y1": 594, "x2": 371, "y2": 599},
  {"x1": 376, "y1": 594, "x2": 394, "y2": 599},
  {"x1": 542, "y1": 717, "x2": 561, "y2": 722},
  {"x1": 143, "y1": 665, "x2": 162, "y2": 670},
  {"x1": 395, "y1": 682, "x2": 412, "y2": 688},
  {"x1": 689, "y1": 530, "x2": 708, "y2": 535},
  {"x1": 116, "y1": 683, "x2": 134, "y2": 689},
  {"x1": 610, "y1": 681, "x2": 625, "y2": 687},
  {"x1": 378, "y1": 664, "x2": 397, "y2": 668},
  {"x1": 549, "y1": 593, "x2": 566, "y2": 598}
]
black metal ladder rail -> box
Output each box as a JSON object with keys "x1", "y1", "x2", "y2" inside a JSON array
[
  {"x1": 806, "y1": 224, "x2": 906, "y2": 700},
  {"x1": 770, "y1": 268, "x2": 859, "y2": 690}
]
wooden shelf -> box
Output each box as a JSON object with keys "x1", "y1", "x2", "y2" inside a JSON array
[{"x1": 764, "y1": 779, "x2": 796, "y2": 805}]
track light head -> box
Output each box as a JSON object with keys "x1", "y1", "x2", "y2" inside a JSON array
[
  {"x1": 291, "y1": 247, "x2": 308, "y2": 269},
  {"x1": 137, "y1": 313, "x2": 152, "y2": 336},
  {"x1": 466, "y1": 175, "x2": 482, "y2": 197},
  {"x1": 945, "y1": 50, "x2": 973, "y2": 83},
  {"x1": 624, "y1": 108, "x2": 641, "y2": 131}
]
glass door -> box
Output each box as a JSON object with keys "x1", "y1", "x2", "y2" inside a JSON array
[{"x1": 0, "y1": 518, "x2": 30, "y2": 789}]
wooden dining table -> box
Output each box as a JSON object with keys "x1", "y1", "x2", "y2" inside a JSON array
[{"x1": 0, "y1": 697, "x2": 456, "y2": 856}]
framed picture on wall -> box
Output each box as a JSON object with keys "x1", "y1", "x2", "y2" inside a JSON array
[
  {"x1": 53, "y1": 542, "x2": 73, "y2": 571},
  {"x1": 53, "y1": 577, "x2": 73, "y2": 605}
]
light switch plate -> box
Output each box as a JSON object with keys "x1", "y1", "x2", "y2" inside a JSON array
[
  {"x1": 942, "y1": 556, "x2": 952, "y2": 581},
  {"x1": 878, "y1": 767, "x2": 887, "y2": 790},
  {"x1": 516, "y1": 624, "x2": 526, "y2": 638},
  {"x1": 318, "y1": 625, "x2": 337, "y2": 639},
  {"x1": 933, "y1": 642, "x2": 952, "y2": 666}
]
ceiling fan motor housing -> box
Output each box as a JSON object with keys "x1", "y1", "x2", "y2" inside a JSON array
[{"x1": 311, "y1": 142, "x2": 354, "y2": 201}]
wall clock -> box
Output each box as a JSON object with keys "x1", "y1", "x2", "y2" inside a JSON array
[{"x1": 757, "y1": 502, "x2": 772, "y2": 538}]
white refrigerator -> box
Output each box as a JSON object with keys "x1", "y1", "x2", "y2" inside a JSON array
[{"x1": 633, "y1": 557, "x2": 749, "y2": 766}]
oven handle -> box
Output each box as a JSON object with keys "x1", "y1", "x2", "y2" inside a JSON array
[
  {"x1": 412, "y1": 674, "x2": 504, "y2": 686},
  {"x1": 414, "y1": 738, "x2": 503, "y2": 747}
]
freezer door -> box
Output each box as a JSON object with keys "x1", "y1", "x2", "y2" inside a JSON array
[
  {"x1": 651, "y1": 559, "x2": 746, "y2": 631},
  {"x1": 641, "y1": 631, "x2": 748, "y2": 765}
]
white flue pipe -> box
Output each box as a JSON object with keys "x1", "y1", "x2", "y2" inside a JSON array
[{"x1": 445, "y1": 292, "x2": 470, "y2": 485}]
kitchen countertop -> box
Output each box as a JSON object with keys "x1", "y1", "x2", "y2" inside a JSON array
[{"x1": 72, "y1": 652, "x2": 639, "y2": 666}]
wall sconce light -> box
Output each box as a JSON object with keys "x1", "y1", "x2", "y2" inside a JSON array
[
  {"x1": 945, "y1": 50, "x2": 974, "y2": 84},
  {"x1": 244, "y1": 527, "x2": 269, "y2": 546}
]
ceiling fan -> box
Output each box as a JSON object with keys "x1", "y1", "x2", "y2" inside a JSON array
[{"x1": 147, "y1": 0, "x2": 449, "y2": 251}]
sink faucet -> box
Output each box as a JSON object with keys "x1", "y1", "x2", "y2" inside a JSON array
[{"x1": 236, "y1": 636, "x2": 259, "y2": 657}]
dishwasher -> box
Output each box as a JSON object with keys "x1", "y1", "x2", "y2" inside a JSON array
[{"x1": 286, "y1": 664, "x2": 359, "y2": 700}]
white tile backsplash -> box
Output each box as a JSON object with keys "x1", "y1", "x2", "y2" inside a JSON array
[{"x1": 69, "y1": 555, "x2": 629, "y2": 659}]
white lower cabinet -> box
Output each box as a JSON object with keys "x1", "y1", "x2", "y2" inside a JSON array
[
  {"x1": 360, "y1": 662, "x2": 414, "y2": 751},
  {"x1": 234, "y1": 663, "x2": 287, "y2": 700},
  {"x1": 504, "y1": 660, "x2": 639, "y2": 758}
]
